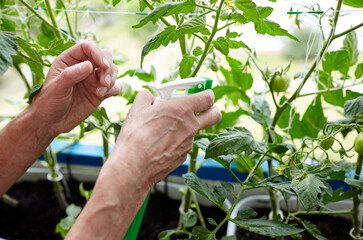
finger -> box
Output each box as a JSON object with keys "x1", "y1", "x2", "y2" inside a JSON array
[
  {"x1": 177, "y1": 89, "x2": 215, "y2": 114},
  {"x1": 105, "y1": 82, "x2": 122, "y2": 98},
  {"x1": 58, "y1": 61, "x2": 93, "y2": 87},
  {"x1": 60, "y1": 40, "x2": 111, "y2": 70},
  {"x1": 132, "y1": 90, "x2": 155, "y2": 108},
  {"x1": 196, "y1": 105, "x2": 222, "y2": 129}
]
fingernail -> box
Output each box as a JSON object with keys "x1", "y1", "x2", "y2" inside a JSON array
[
  {"x1": 98, "y1": 86, "x2": 108, "y2": 97},
  {"x1": 103, "y1": 58, "x2": 110, "y2": 68},
  {"x1": 105, "y1": 75, "x2": 111, "y2": 86}
]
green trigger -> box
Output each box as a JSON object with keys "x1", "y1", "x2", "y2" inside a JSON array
[{"x1": 188, "y1": 82, "x2": 205, "y2": 94}]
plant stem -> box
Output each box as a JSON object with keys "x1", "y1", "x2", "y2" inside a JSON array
[
  {"x1": 175, "y1": 13, "x2": 187, "y2": 56},
  {"x1": 333, "y1": 22, "x2": 363, "y2": 40},
  {"x1": 59, "y1": 0, "x2": 75, "y2": 39},
  {"x1": 102, "y1": 131, "x2": 109, "y2": 163},
  {"x1": 177, "y1": 147, "x2": 199, "y2": 230},
  {"x1": 191, "y1": 190, "x2": 206, "y2": 228},
  {"x1": 44, "y1": 149, "x2": 68, "y2": 210},
  {"x1": 44, "y1": 0, "x2": 61, "y2": 39},
  {"x1": 190, "y1": 0, "x2": 224, "y2": 77},
  {"x1": 18, "y1": 0, "x2": 61, "y2": 37},
  {"x1": 207, "y1": 184, "x2": 246, "y2": 240},
  {"x1": 271, "y1": 0, "x2": 343, "y2": 128},
  {"x1": 1, "y1": 194, "x2": 18, "y2": 207},
  {"x1": 13, "y1": 64, "x2": 31, "y2": 92},
  {"x1": 352, "y1": 154, "x2": 363, "y2": 239},
  {"x1": 299, "y1": 83, "x2": 363, "y2": 98}
]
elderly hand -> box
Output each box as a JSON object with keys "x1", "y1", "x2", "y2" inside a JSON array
[
  {"x1": 110, "y1": 89, "x2": 222, "y2": 188},
  {"x1": 29, "y1": 40, "x2": 121, "y2": 136}
]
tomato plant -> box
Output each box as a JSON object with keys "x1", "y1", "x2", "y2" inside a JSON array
[{"x1": 1, "y1": 0, "x2": 363, "y2": 239}]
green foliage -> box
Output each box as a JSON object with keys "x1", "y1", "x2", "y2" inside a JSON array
[
  {"x1": 205, "y1": 127, "x2": 266, "y2": 158},
  {"x1": 0, "y1": 32, "x2": 18, "y2": 76},
  {"x1": 55, "y1": 204, "x2": 82, "y2": 238},
  {"x1": 344, "y1": 96, "x2": 363, "y2": 117}
]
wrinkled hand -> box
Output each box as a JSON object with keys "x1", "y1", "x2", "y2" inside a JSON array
[
  {"x1": 111, "y1": 90, "x2": 221, "y2": 188},
  {"x1": 29, "y1": 40, "x2": 120, "y2": 136}
]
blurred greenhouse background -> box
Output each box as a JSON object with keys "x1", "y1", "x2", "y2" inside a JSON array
[{"x1": 0, "y1": 0, "x2": 362, "y2": 151}]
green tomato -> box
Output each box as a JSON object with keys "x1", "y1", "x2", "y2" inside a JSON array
[
  {"x1": 271, "y1": 75, "x2": 290, "y2": 92},
  {"x1": 318, "y1": 132, "x2": 334, "y2": 150},
  {"x1": 354, "y1": 132, "x2": 363, "y2": 155},
  {"x1": 210, "y1": 61, "x2": 219, "y2": 72}
]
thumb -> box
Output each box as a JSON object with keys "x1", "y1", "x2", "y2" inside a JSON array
[
  {"x1": 57, "y1": 61, "x2": 93, "y2": 87},
  {"x1": 132, "y1": 90, "x2": 155, "y2": 109}
]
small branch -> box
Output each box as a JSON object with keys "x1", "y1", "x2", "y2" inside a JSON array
[
  {"x1": 217, "y1": 22, "x2": 235, "y2": 31},
  {"x1": 44, "y1": 0, "x2": 61, "y2": 39},
  {"x1": 299, "y1": 83, "x2": 363, "y2": 98},
  {"x1": 195, "y1": 4, "x2": 216, "y2": 12},
  {"x1": 190, "y1": 0, "x2": 225, "y2": 77},
  {"x1": 333, "y1": 22, "x2": 363, "y2": 40},
  {"x1": 191, "y1": 33, "x2": 206, "y2": 44},
  {"x1": 59, "y1": 0, "x2": 75, "y2": 39}
]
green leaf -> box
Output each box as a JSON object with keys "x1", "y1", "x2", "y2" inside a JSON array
[
  {"x1": 234, "y1": 0, "x2": 259, "y2": 20},
  {"x1": 183, "y1": 211, "x2": 197, "y2": 227},
  {"x1": 322, "y1": 50, "x2": 350, "y2": 74},
  {"x1": 192, "y1": 46, "x2": 203, "y2": 56},
  {"x1": 214, "y1": 155, "x2": 235, "y2": 169},
  {"x1": 179, "y1": 17, "x2": 209, "y2": 35},
  {"x1": 191, "y1": 226, "x2": 213, "y2": 239},
  {"x1": 206, "y1": 127, "x2": 266, "y2": 158},
  {"x1": 226, "y1": 39, "x2": 247, "y2": 49},
  {"x1": 235, "y1": 208, "x2": 258, "y2": 220},
  {"x1": 112, "y1": 0, "x2": 122, "y2": 6},
  {"x1": 133, "y1": 1, "x2": 196, "y2": 28},
  {"x1": 39, "y1": 39, "x2": 76, "y2": 56},
  {"x1": 345, "y1": 178, "x2": 363, "y2": 190},
  {"x1": 322, "y1": 188, "x2": 360, "y2": 205},
  {"x1": 232, "y1": 217, "x2": 304, "y2": 237},
  {"x1": 226, "y1": 56, "x2": 253, "y2": 91},
  {"x1": 300, "y1": 96, "x2": 326, "y2": 138},
  {"x1": 214, "y1": 109, "x2": 248, "y2": 130},
  {"x1": 140, "y1": 26, "x2": 179, "y2": 67},
  {"x1": 344, "y1": 96, "x2": 363, "y2": 117},
  {"x1": 179, "y1": 55, "x2": 197, "y2": 78},
  {"x1": 113, "y1": 122, "x2": 122, "y2": 142},
  {"x1": 66, "y1": 204, "x2": 82, "y2": 218},
  {"x1": 79, "y1": 183, "x2": 93, "y2": 201},
  {"x1": 1, "y1": 18, "x2": 16, "y2": 31},
  {"x1": 0, "y1": 32, "x2": 18, "y2": 76},
  {"x1": 343, "y1": 0, "x2": 363, "y2": 8},
  {"x1": 27, "y1": 84, "x2": 43, "y2": 104},
  {"x1": 291, "y1": 174, "x2": 326, "y2": 210},
  {"x1": 17, "y1": 37, "x2": 43, "y2": 65},
  {"x1": 183, "y1": 173, "x2": 226, "y2": 208},
  {"x1": 268, "y1": 143, "x2": 294, "y2": 155},
  {"x1": 208, "y1": 218, "x2": 217, "y2": 226},
  {"x1": 220, "y1": 181, "x2": 234, "y2": 196},
  {"x1": 158, "y1": 230, "x2": 179, "y2": 240},
  {"x1": 343, "y1": 31, "x2": 359, "y2": 66},
  {"x1": 318, "y1": 71, "x2": 344, "y2": 107},
  {"x1": 254, "y1": 19, "x2": 298, "y2": 41},
  {"x1": 355, "y1": 63, "x2": 363, "y2": 78},
  {"x1": 59, "y1": 216, "x2": 75, "y2": 230},
  {"x1": 277, "y1": 96, "x2": 292, "y2": 129},
  {"x1": 250, "y1": 95, "x2": 272, "y2": 126},
  {"x1": 212, "y1": 37, "x2": 229, "y2": 55},
  {"x1": 119, "y1": 68, "x2": 155, "y2": 82}
]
